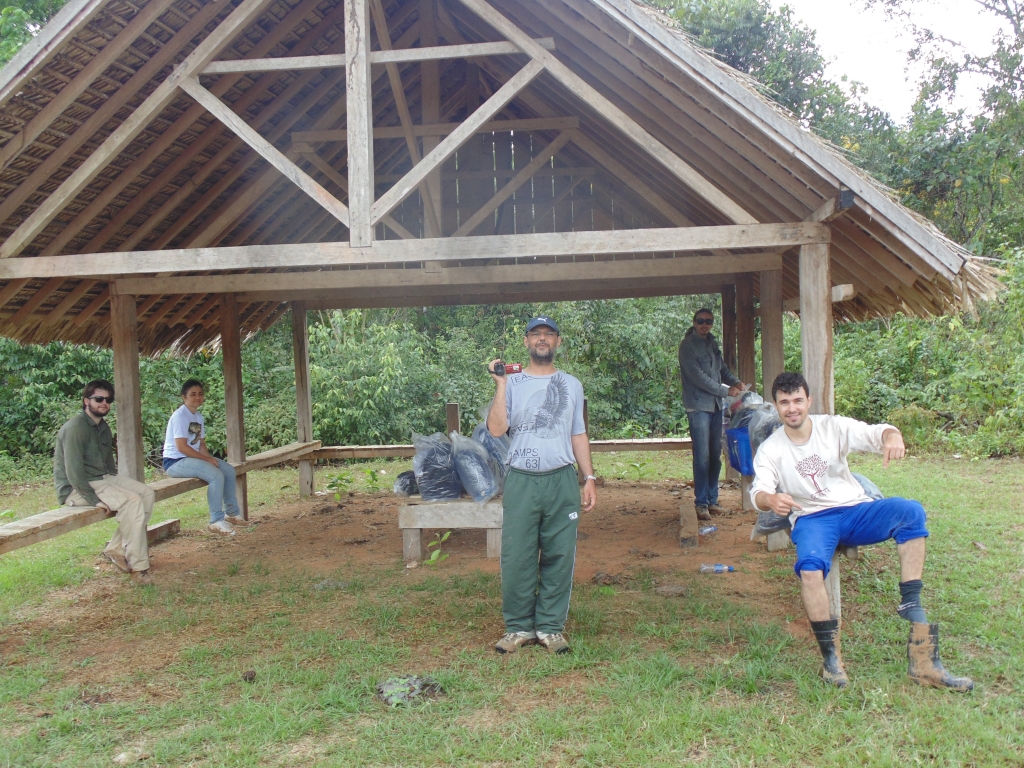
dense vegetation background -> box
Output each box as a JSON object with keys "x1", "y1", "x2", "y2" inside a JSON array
[{"x1": 1, "y1": 0, "x2": 1022, "y2": 482}]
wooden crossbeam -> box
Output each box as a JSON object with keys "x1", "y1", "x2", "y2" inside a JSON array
[
  {"x1": 8, "y1": 276, "x2": 65, "y2": 324},
  {"x1": 806, "y1": 189, "x2": 856, "y2": 223},
  {"x1": 453, "y1": 131, "x2": 572, "y2": 236},
  {"x1": 179, "y1": 77, "x2": 350, "y2": 226},
  {"x1": 455, "y1": 0, "x2": 757, "y2": 225},
  {"x1": 293, "y1": 117, "x2": 579, "y2": 144},
  {"x1": 0, "y1": 0, "x2": 274, "y2": 259},
  {"x1": 5, "y1": 223, "x2": 826, "y2": 281},
  {"x1": 369, "y1": 58, "x2": 544, "y2": 223}
]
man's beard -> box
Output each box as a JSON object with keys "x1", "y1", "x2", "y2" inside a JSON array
[
  {"x1": 85, "y1": 403, "x2": 108, "y2": 420},
  {"x1": 529, "y1": 347, "x2": 554, "y2": 365}
]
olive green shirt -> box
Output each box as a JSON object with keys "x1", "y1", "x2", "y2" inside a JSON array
[{"x1": 54, "y1": 410, "x2": 117, "y2": 505}]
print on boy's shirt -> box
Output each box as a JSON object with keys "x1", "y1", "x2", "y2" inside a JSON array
[{"x1": 795, "y1": 454, "x2": 830, "y2": 497}]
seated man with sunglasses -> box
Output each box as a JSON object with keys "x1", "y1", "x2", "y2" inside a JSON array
[{"x1": 54, "y1": 379, "x2": 156, "y2": 585}]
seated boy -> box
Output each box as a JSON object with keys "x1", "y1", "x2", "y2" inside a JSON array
[{"x1": 750, "y1": 372, "x2": 972, "y2": 691}]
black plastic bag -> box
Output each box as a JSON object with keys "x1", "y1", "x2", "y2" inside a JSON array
[
  {"x1": 412, "y1": 432, "x2": 463, "y2": 501},
  {"x1": 451, "y1": 432, "x2": 499, "y2": 504},
  {"x1": 393, "y1": 470, "x2": 418, "y2": 497}
]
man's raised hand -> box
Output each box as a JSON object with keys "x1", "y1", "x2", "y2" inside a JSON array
[
  {"x1": 487, "y1": 359, "x2": 505, "y2": 384},
  {"x1": 881, "y1": 428, "x2": 907, "y2": 468},
  {"x1": 764, "y1": 492, "x2": 802, "y2": 517}
]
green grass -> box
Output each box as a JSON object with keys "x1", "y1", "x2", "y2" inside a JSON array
[{"x1": 0, "y1": 455, "x2": 1022, "y2": 765}]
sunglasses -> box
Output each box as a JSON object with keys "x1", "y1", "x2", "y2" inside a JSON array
[
  {"x1": 88, "y1": 396, "x2": 114, "y2": 404},
  {"x1": 694, "y1": 318, "x2": 714, "y2": 326}
]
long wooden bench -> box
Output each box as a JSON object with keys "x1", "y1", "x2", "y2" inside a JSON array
[{"x1": 0, "y1": 440, "x2": 320, "y2": 556}]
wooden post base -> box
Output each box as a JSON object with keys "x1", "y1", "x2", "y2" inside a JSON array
[
  {"x1": 146, "y1": 518, "x2": 180, "y2": 546},
  {"x1": 679, "y1": 503, "x2": 698, "y2": 548}
]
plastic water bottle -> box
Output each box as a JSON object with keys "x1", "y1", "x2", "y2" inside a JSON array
[
  {"x1": 699, "y1": 525, "x2": 717, "y2": 536},
  {"x1": 699, "y1": 563, "x2": 735, "y2": 574}
]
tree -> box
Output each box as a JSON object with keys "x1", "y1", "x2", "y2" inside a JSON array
[{"x1": 795, "y1": 454, "x2": 829, "y2": 492}]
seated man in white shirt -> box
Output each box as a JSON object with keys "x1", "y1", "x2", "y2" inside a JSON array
[{"x1": 751, "y1": 372, "x2": 973, "y2": 691}]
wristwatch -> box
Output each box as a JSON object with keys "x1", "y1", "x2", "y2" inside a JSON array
[{"x1": 584, "y1": 475, "x2": 597, "y2": 482}]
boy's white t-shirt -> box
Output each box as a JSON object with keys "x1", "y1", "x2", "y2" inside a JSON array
[
  {"x1": 749, "y1": 414, "x2": 894, "y2": 521},
  {"x1": 162, "y1": 404, "x2": 205, "y2": 460}
]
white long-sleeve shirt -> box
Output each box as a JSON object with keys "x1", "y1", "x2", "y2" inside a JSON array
[{"x1": 750, "y1": 415, "x2": 894, "y2": 521}]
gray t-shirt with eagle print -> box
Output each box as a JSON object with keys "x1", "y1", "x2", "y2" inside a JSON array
[{"x1": 504, "y1": 370, "x2": 587, "y2": 472}]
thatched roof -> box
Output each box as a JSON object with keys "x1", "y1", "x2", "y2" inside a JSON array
[{"x1": 0, "y1": 0, "x2": 999, "y2": 353}]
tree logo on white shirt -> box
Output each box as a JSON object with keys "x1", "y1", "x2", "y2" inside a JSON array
[{"x1": 796, "y1": 454, "x2": 828, "y2": 493}]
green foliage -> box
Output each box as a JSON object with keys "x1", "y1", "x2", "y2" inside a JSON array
[
  {"x1": 424, "y1": 530, "x2": 451, "y2": 566},
  {"x1": 324, "y1": 471, "x2": 353, "y2": 501}
]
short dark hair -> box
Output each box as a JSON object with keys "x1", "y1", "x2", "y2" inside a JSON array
[
  {"x1": 180, "y1": 379, "x2": 204, "y2": 397},
  {"x1": 82, "y1": 379, "x2": 114, "y2": 408},
  {"x1": 693, "y1": 307, "x2": 714, "y2": 321},
  {"x1": 771, "y1": 372, "x2": 810, "y2": 401}
]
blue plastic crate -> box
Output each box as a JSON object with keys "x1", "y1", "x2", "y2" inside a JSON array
[{"x1": 725, "y1": 426, "x2": 754, "y2": 475}]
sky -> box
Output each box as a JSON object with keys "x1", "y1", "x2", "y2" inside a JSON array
[{"x1": 771, "y1": 0, "x2": 1009, "y2": 122}]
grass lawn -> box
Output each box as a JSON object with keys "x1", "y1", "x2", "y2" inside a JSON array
[{"x1": 1, "y1": 454, "x2": 1022, "y2": 766}]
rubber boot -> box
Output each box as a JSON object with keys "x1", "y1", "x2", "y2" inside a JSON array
[
  {"x1": 907, "y1": 623, "x2": 974, "y2": 692},
  {"x1": 811, "y1": 619, "x2": 848, "y2": 688}
]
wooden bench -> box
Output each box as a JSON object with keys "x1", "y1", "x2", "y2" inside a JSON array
[
  {"x1": 399, "y1": 498, "x2": 503, "y2": 561},
  {"x1": 0, "y1": 440, "x2": 320, "y2": 556}
]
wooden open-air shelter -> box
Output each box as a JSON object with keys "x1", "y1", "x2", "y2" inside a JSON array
[{"x1": 0, "y1": 0, "x2": 996, "y2": 529}]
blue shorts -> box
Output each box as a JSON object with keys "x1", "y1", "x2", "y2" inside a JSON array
[{"x1": 790, "y1": 497, "x2": 929, "y2": 577}]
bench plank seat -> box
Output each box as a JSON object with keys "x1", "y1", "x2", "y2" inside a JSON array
[{"x1": 0, "y1": 440, "x2": 320, "y2": 556}]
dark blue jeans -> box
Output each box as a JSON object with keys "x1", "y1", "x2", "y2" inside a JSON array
[{"x1": 687, "y1": 408, "x2": 723, "y2": 508}]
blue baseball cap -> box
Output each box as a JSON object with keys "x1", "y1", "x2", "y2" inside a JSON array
[{"x1": 525, "y1": 316, "x2": 560, "y2": 335}]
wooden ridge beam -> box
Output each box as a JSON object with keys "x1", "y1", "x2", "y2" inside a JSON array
[{"x1": 5, "y1": 223, "x2": 827, "y2": 281}]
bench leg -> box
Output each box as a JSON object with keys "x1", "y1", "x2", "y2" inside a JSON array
[
  {"x1": 741, "y1": 475, "x2": 755, "y2": 512},
  {"x1": 402, "y1": 528, "x2": 423, "y2": 562},
  {"x1": 766, "y1": 530, "x2": 792, "y2": 551},
  {"x1": 824, "y1": 551, "x2": 842, "y2": 620},
  {"x1": 486, "y1": 528, "x2": 502, "y2": 560}
]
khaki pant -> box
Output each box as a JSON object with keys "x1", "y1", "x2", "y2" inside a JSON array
[{"x1": 67, "y1": 475, "x2": 155, "y2": 572}]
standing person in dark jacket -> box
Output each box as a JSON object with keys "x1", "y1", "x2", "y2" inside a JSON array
[
  {"x1": 54, "y1": 379, "x2": 155, "y2": 585},
  {"x1": 678, "y1": 308, "x2": 746, "y2": 521}
]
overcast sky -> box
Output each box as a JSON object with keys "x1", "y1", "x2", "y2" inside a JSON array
[{"x1": 771, "y1": 0, "x2": 1008, "y2": 122}]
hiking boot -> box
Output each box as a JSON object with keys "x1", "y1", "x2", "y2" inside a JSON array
[
  {"x1": 695, "y1": 506, "x2": 712, "y2": 521},
  {"x1": 103, "y1": 549, "x2": 130, "y2": 573},
  {"x1": 537, "y1": 631, "x2": 571, "y2": 655},
  {"x1": 225, "y1": 514, "x2": 247, "y2": 525},
  {"x1": 495, "y1": 631, "x2": 537, "y2": 654},
  {"x1": 708, "y1": 503, "x2": 733, "y2": 516},
  {"x1": 208, "y1": 521, "x2": 235, "y2": 536},
  {"x1": 130, "y1": 569, "x2": 154, "y2": 586},
  {"x1": 907, "y1": 623, "x2": 974, "y2": 692},
  {"x1": 812, "y1": 619, "x2": 848, "y2": 688}
]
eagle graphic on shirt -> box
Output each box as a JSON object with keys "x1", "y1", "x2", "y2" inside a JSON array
[{"x1": 522, "y1": 374, "x2": 571, "y2": 439}]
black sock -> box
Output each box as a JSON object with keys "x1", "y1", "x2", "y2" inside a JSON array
[{"x1": 897, "y1": 579, "x2": 928, "y2": 624}]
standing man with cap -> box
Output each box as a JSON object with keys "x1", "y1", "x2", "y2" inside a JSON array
[
  {"x1": 54, "y1": 379, "x2": 156, "y2": 585},
  {"x1": 678, "y1": 307, "x2": 746, "y2": 521},
  {"x1": 487, "y1": 316, "x2": 597, "y2": 655}
]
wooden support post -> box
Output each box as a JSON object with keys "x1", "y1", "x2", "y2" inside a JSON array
[
  {"x1": 740, "y1": 475, "x2": 754, "y2": 512},
  {"x1": 799, "y1": 242, "x2": 834, "y2": 414},
  {"x1": 578, "y1": 398, "x2": 589, "y2": 485},
  {"x1": 720, "y1": 285, "x2": 737, "y2": 373},
  {"x1": 420, "y1": 0, "x2": 443, "y2": 237},
  {"x1": 403, "y1": 528, "x2": 423, "y2": 561},
  {"x1": 292, "y1": 301, "x2": 314, "y2": 496},
  {"x1": 486, "y1": 528, "x2": 502, "y2": 560},
  {"x1": 446, "y1": 402, "x2": 460, "y2": 436},
  {"x1": 720, "y1": 285, "x2": 739, "y2": 481},
  {"x1": 736, "y1": 275, "x2": 756, "y2": 390},
  {"x1": 110, "y1": 293, "x2": 145, "y2": 482},
  {"x1": 760, "y1": 269, "x2": 785, "y2": 398},
  {"x1": 221, "y1": 294, "x2": 248, "y2": 518},
  {"x1": 345, "y1": 0, "x2": 374, "y2": 246}
]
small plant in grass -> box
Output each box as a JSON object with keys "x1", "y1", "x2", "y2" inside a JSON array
[
  {"x1": 424, "y1": 531, "x2": 451, "y2": 566},
  {"x1": 628, "y1": 461, "x2": 651, "y2": 481},
  {"x1": 362, "y1": 468, "x2": 383, "y2": 492},
  {"x1": 227, "y1": 560, "x2": 241, "y2": 576},
  {"x1": 326, "y1": 471, "x2": 353, "y2": 500}
]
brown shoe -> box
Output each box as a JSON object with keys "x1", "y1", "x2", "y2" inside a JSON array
[
  {"x1": 708, "y1": 503, "x2": 733, "y2": 516},
  {"x1": 907, "y1": 623, "x2": 974, "y2": 692},
  {"x1": 103, "y1": 549, "x2": 130, "y2": 573},
  {"x1": 495, "y1": 631, "x2": 537, "y2": 654},
  {"x1": 695, "y1": 506, "x2": 712, "y2": 521},
  {"x1": 130, "y1": 569, "x2": 154, "y2": 586}
]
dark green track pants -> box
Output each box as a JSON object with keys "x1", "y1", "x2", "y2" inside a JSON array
[{"x1": 501, "y1": 464, "x2": 580, "y2": 634}]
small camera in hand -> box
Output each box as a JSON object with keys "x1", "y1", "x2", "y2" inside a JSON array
[{"x1": 490, "y1": 361, "x2": 522, "y2": 376}]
